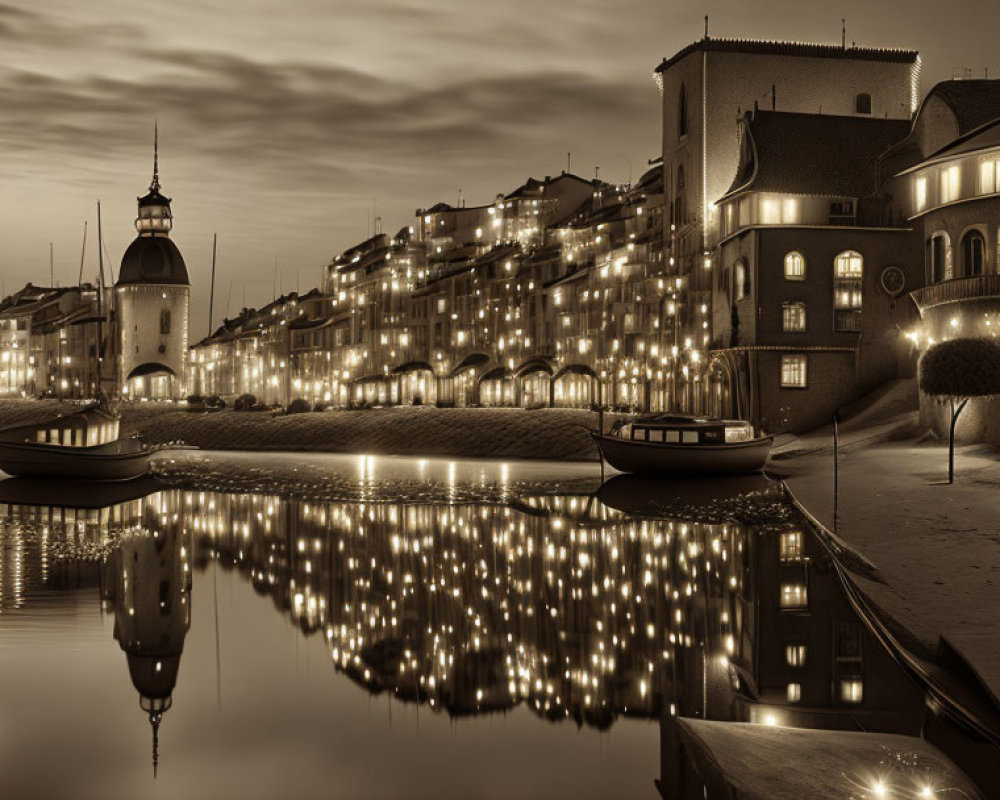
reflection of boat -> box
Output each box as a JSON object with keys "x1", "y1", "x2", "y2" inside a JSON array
[
  {"x1": 596, "y1": 472, "x2": 782, "y2": 517},
  {"x1": 0, "y1": 404, "x2": 152, "y2": 481},
  {"x1": 0, "y1": 474, "x2": 162, "y2": 509},
  {"x1": 592, "y1": 414, "x2": 772, "y2": 475}
]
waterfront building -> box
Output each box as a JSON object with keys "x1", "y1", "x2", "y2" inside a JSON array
[
  {"x1": 888, "y1": 80, "x2": 1000, "y2": 443},
  {"x1": 654, "y1": 37, "x2": 920, "y2": 410},
  {"x1": 709, "y1": 110, "x2": 923, "y2": 433},
  {"x1": 0, "y1": 283, "x2": 105, "y2": 399},
  {"x1": 116, "y1": 137, "x2": 190, "y2": 400}
]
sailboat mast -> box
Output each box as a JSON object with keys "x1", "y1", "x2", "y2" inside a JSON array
[
  {"x1": 78, "y1": 221, "x2": 88, "y2": 287},
  {"x1": 208, "y1": 233, "x2": 217, "y2": 337},
  {"x1": 96, "y1": 202, "x2": 106, "y2": 397}
]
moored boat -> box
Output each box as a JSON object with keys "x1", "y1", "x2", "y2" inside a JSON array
[
  {"x1": 0, "y1": 404, "x2": 152, "y2": 481},
  {"x1": 592, "y1": 414, "x2": 772, "y2": 475}
]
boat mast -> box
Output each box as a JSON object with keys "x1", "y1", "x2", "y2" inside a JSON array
[
  {"x1": 96, "y1": 201, "x2": 108, "y2": 402},
  {"x1": 208, "y1": 233, "x2": 217, "y2": 337}
]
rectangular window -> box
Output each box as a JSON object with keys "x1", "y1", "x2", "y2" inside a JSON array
[
  {"x1": 782, "y1": 197, "x2": 799, "y2": 224},
  {"x1": 160, "y1": 309, "x2": 171, "y2": 335},
  {"x1": 779, "y1": 531, "x2": 803, "y2": 561},
  {"x1": 780, "y1": 582, "x2": 808, "y2": 609},
  {"x1": 782, "y1": 302, "x2": 806, "y2": 332},
  {"x1": 785, "y1": 644, "x2": 807, "y2": 667},
  {"x1": 940, "y1": 165, "x2": 961, "y2": 203},
  {"x1": 780, "y1": 355, "x2": 807, "y2": 388},
  {"x1": 834, "y1": 252, "x2": 863, "y2": 331},
  {"x1": 914, "y1": 176, "x2": 927, "y2": 211},
  {"x1": 760, "y1": 198, "x2": 780, "y2": 224},
  {"x1": 979, "y1": 160, "x2": 999, "y2": 195},
  {"x1": 839, "y1": 679, "x2": 863, "y2": 704},
  {"x1": 786, "y1": 683, "x2": 802, "y2": 703}
]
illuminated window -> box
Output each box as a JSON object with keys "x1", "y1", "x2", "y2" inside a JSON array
[
  {"x1": 780, "y1": 582, "x2": 808, "y2": 609},
  {"x1": 839, "y1": 679, "x2": 863, "y2": 703},
  {"x1": 914, "y1": 176, "x2": 927, "y2": 211},
  {"x1": 761, "y1": 198, "x2": 780, "y2": 224},
  {"x1": 785, "y1": 644, "x2": 806, "y2": 667},
  {"x1": 780, "y1": 355, "x2": 807, "y2": 388},
  {"x1": 834, "y1": 251, "x2": 863, "y2": 331},
  {"x1": 735, "y1": 261, "x2": 748, "y2": 300},
  {"x1": 782, "y1": 197, "x2": 799, "y2": 223},
  {"x1": 784, "y1": 251, "x2": 805, "y2": 280},
  {"x1": 979, "y1": 160, "x2": 999, "y2": 195},
  {"x1": 786, "y1": 683, "x2": 802, "y2": 703},
  {"x1": 940, "y1": 165, "x2": 961, "y2": 204},
  {"x1": 782, "y1": 302, "x2": 806, "y2": 332},
  {"x1": 779, "y1": 531, "x2": 803, "y2": 561}
]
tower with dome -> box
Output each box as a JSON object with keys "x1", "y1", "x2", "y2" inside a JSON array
[{"x1": 116, "y1": 128, "x2": 190, "y2": 400}]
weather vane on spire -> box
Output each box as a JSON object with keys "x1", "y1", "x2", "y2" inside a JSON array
[{"x1": 150, "y1": 121, "x2": 160, "y2": 193}]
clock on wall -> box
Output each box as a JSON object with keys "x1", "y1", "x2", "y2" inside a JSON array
[{"x1": 880, "y1": 266, "x2": 906, "y2": 298}]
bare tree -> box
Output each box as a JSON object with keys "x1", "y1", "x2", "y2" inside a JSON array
[{"x1": 918, "y1": 338, "x2": 1000, "y2": 483}]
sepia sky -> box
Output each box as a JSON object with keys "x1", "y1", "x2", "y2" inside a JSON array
[{"x1": 0, "y1": 0, "x2": 996, "y2": 332}]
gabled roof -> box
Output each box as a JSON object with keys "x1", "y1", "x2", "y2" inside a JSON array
[
  {"x1": 724, "y1": 110, "x2": 910, "y2": 200},
  {"x1": 654, "y1": 37, "x2": 918, "y2": 74}
]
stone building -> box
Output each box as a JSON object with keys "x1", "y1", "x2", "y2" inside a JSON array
[
  {"x1": 116, "y1": 141, "x2": 190, "y2": 400},
  {"x1": 709, "y1": 110, "x2": 922, "y2": 433},
  {"x1": 888, "y1": 81, "x2": 1000, "y2": 443},
  {"x1": 654, "y1": 38, "x2": 920, "y2": 409}
]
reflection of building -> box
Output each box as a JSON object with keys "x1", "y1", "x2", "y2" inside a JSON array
[
  {"x1": 101, "y1": 492, "x2": 192, "y2": 774},
  {"x1": 116, "y1": 135, "x2": 190, "y2": 400}
]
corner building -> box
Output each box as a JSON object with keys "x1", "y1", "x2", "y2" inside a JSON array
[{"x1": 654, "y1": 38, "x2": 919, "y2": 409}]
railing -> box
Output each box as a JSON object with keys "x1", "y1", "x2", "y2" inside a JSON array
[{"x1": 910, "y1": 274, "x2": 1000, "y2": 312}]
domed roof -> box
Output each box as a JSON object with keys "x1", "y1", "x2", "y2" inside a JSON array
[{"x1": 117, "y1": 235, "x2": 189, "y2": 286}]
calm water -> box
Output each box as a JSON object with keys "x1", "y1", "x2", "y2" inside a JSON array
[{"x1": 0, "y1": 455, "x2": 994, "y2": 798}]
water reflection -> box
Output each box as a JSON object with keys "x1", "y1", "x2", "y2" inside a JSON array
[{"x1": 0, "y1": 471, "x2": 992, "y2": 797}]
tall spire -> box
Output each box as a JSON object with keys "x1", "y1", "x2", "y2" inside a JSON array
[
  {"x1": 150, "y1": 710, "x2": 161, "y2": 778},
  {"x1": 150, "y1": 121, "x2": 160, "y2": 194}
]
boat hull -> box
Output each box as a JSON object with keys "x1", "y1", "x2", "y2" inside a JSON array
[
  {"x1": 0, "y1": 439, "x2": 151, "y2": 481},
  {"x1": 593, "y1": 433, "x2": 772, "y2": 475}
]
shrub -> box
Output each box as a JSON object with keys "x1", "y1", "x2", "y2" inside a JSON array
[
  {"x1": 286, "y1": 398, "x2": 311, "y2": 414},
  {"x1": 185, "y1": 394, "x2": 204, "y2": 405},
  {"x1": 234, "y1": 393, "x2": 257, "y2": 411},
  {"x1": 313, "y1": 402, "x2": 326, "y2": 412},
  {"x1": 204, "y1": 394, "x2": 226, "y2": 409}
]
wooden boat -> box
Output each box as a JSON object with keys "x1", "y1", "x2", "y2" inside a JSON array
[
  {"x1": 592, "y1": 414, "x2": 772, "y2": 475},
  {"x1": 0, "y1": 404, "x2": 152, "y2": 481}
]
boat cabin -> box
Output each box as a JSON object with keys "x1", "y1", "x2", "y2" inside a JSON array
[
  {"x1": 0, "y1": 405, "x2": 120, "y2": 448},
  {"x1": 612, "y1": 415, "x2": 754, "y2": 445}
]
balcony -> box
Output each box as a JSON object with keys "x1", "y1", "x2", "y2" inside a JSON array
[{"x1": 911, "y1": 274, "x2": 1000, "y2": 313}]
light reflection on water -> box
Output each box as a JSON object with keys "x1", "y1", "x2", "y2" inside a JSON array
[{"x1": 0, "y1": 459, "x2": 991, "y2": 798}]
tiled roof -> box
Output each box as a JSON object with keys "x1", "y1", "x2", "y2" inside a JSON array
[
  {"x1": 655, "y1": 37, "x2": 918, "y2": 73},
  {"x1": 724, "y1": 110, "x2": 911, "y2": 199},
  {"x1": 926, "y1": 116, "x2": 1000, "y2": 161},
  {"x1": 925, "y1": 79, "x2": 1000, "y2": 138}
]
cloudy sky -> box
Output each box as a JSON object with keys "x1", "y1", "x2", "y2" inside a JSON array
[{"x1": 0, "y1": 0, "x2": 995, "y2": 331}]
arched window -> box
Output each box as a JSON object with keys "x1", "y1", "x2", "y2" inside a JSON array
[
  {"x1": 961, "y1": 229, "x2": 985, "y2": 276},
  {"x1": 678, "y1": 84, "x2": 688, "y2": 138},
  {"x1": 735, "y1": 261, "x2": 748, "y2": 301},
  {"x1": 833, "y1": 251, "x2": 863, "y2": 331},
  {"x1": 855, "y1": 93, "x2": 872, "y2": 115},
  {"x1": 784, "y1": 251, "x2": 806, "y2": 281},
  {"x1": 929, "y1": 232, "x2": 952, "y2": 283}
]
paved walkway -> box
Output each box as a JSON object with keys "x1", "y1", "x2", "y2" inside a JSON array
[{"x1": 770, "y1": 426, "x2": 1000, "y2": 709}]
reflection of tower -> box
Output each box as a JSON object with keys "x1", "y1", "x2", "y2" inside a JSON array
[
  {"x1": 116, "y1": 125, "x2": 190, "y2": 400},
  {"x1": 102, "y1": 496, "x2": 192, "y2": 775}
]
